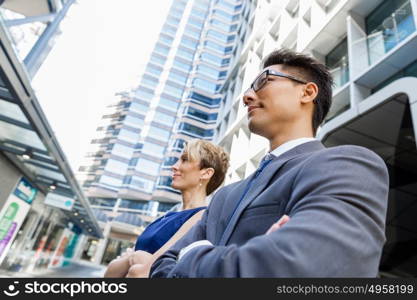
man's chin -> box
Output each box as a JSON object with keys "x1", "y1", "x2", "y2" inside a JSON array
[{"x1": 248, "y1": 120, "x2": 266, "y2": 136}]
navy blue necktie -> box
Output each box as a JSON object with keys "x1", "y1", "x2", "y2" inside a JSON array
[{"x1": 220, "y1": 153, "x2": 275, "y2": 243}]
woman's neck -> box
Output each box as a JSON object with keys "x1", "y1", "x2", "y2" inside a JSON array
[{"x1": 181, "y1": 187, "x2": 206, "y2": 210}]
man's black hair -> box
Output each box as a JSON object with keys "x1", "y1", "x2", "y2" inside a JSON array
[{"x1": 262, "y1": 49, "x2": 333, "y2": 135}]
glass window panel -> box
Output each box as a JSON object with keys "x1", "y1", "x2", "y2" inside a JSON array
[
  {"x1": 148, "y1": 126, "x2": 171, "y2": 141},
  {"x1": 150, "y1": 54, "x2": 166, "y2": 66},
  {"x1": 112, "y1": 143, "x2": 134, "y2": 159},
  {"x1": 136, "y1": 158, "x2": 160, "y2": 176},
  {"x1": 159, "y1": 97, "x2": 180, "y2": 111},
  {"x1": 154, "y1": 111, "x2": 176, "y2": 126},
  {"x1": 100, "y1": 175, "x2": 122, "y2": 188},
  {"x1": 193, "y1": 78, "x2": 220, "y2": 93},
  {"x1": 0, "y1": 121, "x2": 46, "y2": 151},
  {"x1": 129, "y1": 102, "x2": 149, "y2": 114},
  {"x1": 124, "y1": 115, "x2": 144, "y2": 127},
  {"x1": 0, "y1": 101, "x2": 29, "y2": 124},
  {"x1": 118, "y1": 128, "x2": 140, "y2": 143},
  {"x1": 135, "y1": 89, "x2": 154, "y2": 101},
  {"x1": 105, "y1": 159, "x2": 128, "y2": 175},
  {"x1": 164, "y1": 83, "x2": 184, "y2": 98},
  {"x1": 142, "y1": 142, "x2": 166, "y2": 158},
  {"x1": 326, "y1": 38, "x2": 349, "y2": 89}
]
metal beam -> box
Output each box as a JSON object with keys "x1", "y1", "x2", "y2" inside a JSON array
[
  {"x1": 3, "y1": 13, "x2": 57, "y2": 27},
  {"x1": 23, "y1": 0, "x2": 76, "y2": 78}
]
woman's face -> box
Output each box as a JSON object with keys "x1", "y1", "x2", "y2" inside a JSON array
[{"x1": 171, "y1": 152, "x2": 202, "y2": 192}]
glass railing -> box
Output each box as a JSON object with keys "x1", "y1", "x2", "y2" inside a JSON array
[
  {"x1": 329, "y1": 56, "x2": 349, "y2": 89},
  {"x1": 367, "y1": 0, "x2": 415, "y2": 65}
]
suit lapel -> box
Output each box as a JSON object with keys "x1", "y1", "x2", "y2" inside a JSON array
[{"x1": 218, "y1": 140, "x2": 324, "y2": 245}]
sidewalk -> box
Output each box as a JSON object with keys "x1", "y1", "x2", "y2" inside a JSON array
[{"x1": 0, "y1": 260, "x2": 106, "y2": 278}]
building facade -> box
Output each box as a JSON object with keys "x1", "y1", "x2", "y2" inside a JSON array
[
  {"x1": 77, "y1": 0, "x2": 253, "y2": 264},
  {"x1": 0, "y1": 0, "x2": 102, "y2": 274},
  {"x1": 215, "y1": 0, "x2": 417, "y2": 277}
]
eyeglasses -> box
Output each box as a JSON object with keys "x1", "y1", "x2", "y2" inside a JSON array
[{"x1": 247, "y1": 69, "x2": 308, "y2": 93}]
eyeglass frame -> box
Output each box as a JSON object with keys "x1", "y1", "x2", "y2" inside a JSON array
[{"x1": 247, "y1": 69, "x2": 308, "y2": 93}]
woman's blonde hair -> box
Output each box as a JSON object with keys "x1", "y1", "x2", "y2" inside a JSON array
[{"x1": 184, "y1": 139, "x2": 230, "y2": 195}]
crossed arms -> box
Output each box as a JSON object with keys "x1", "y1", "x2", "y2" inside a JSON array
[{"x1": 150, "y1": 146, "x2": 389, "y2": 277}]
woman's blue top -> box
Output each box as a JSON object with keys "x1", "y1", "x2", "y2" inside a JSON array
[{"x1": 134, "y1": 206, "x2": 206, "y2": 254}]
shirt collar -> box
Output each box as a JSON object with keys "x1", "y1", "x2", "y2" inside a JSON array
[{"x1": 269, "y1": 137, "x2": 316, "y2": 159}]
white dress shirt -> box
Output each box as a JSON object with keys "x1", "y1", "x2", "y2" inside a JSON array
[{"x1": 177, "y1": 137, "x2": 316, "y2": 262}]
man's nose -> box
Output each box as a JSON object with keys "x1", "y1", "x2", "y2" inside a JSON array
[{"x1": 243, "y1": 88, "x2": 256, "y2": 107}]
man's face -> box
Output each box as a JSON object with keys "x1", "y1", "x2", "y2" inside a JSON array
[{"x1": 243, "y1": 64, "x2": 308, "y2": 139}]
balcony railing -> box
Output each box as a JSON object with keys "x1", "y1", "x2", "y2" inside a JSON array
[{"x1": 367, "y1": 0, "x2": 416, "y2": 65}]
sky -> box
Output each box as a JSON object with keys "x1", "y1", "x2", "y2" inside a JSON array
[{"x1": 32, "y1": 0, "x2": 171, "y2": 171}]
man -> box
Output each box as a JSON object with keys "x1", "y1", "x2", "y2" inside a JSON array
[{"x1": 149, "y1": 49, "x2": 389, "y2": 277}]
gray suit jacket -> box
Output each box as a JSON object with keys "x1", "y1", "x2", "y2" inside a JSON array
[{"x1": 150, "y1": 141, "x2": 389, "y2": 277}]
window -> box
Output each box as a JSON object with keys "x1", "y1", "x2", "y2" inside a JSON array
[
  {"x1": 130, "y1": 102, "x2": 148, "y2": 114},
  {"x1": 158, "y1": 176, "x2": 173, "y2": 188},
  {"x1": 99, "y1": 175, "x2": 122, "y2": 188},
  {"x1": 119, "y1": 199, "x2": 149, "y2": 210},
  {"x1": 146, "y1": 64, "x2": 162, "y2": 77},
  {"x1": 213, "y1": 9, "x2": 238, "y2": 22},
  {"x1": 129, "y1": 177, "x2": 155, "y2": 193},
  {"x1": 118, "y1": 128, "x2": 140, "y2": 143},
  {"x1": 189, "y1": 92, "x2": 220, "y2": 106},
  {"x1": 167, "y1": 16, "x2": 180, "y2": 25},
  {"x1": 150, "y1": 54, "x2": 166, "y2": 66},
  {"x1": 204, "y1": 40, "x2": 233, "y2": 54},
  {"x1": 168, "y1": 72, "x2": 188, "y2": 85},
  {"x1": 164, "y1": 83, "x2": 184, "y2": 98},
  {"x1": 112, "y1": 144, "x2": 134, "y2": 159},
  {"x1": 142, "y1": 142, "x2": 166, "y2": 158},
  {"x1": 136, "y1": 158, "x2": 160, "y2": 176},
  {"x1": 173, "y1": 59, "x2": 192, "y2": 72},
  {"x1": 207, "y1": 30, "x2": 235, "y2": 43},
  {"x1": 200, "y1": 52, "x2": 230, "y2": 67},
  {"x1": 124, "y1": 115, "x2": 145, "y2": 128},
  {"x1": 159, "y1": 97, "x2": 180, "y2": 111},
  {"x1": 135, "y1": 89, "x2": 154, "y2": 101},
  {"x1": 193, "y1": 78, "x2": 220, "y2": 93},
  {"x1": 179, "y1": 122, "x2": 212, "y2": 138},
  {"x1": 163, "y1": 156, "x2": 179, "y2": 167},
  {"x1": 159, "y1": 34, "x2": 174, "y2": 45},
  {"x1": 154, "y1": 111, "x2": 176, "y2": 126},
  {"x1": 158, "y1": 202, "x2": 176, "y2": 212},
  {"x1": 176, "y1": 48, "x2": 195, "y2": 60},
  {"x1": 188, "y1": 17, "x2": 204, "y2": 29},
  {"x1": 89, "y1": 198, "x2": 116, "y2": 207},
  {"x1": 141, "y1": 75, "x2": 159, "y2": 88},
  {"x1": 162, "y1": 24, "x2": 177, "y2": 36},
  {"x1": 197, "y1": 64, "x2": 221, "y2": 79},
  {"x1": 187, "y1": 107, "x2": 217, "y2": 121},
  {"x1": 155, "y1": 43, "x2": 170, "y2": 55},
  {"x1": 181, "y1": 37, "x2": 199, "y2": 49},
  {"x1": 148, "y1": 126, "x2": 171, "y2": 141},
  {"x1": 105, "y1": 159, "x2": 128, "y2": 175},
  {"x1": 129, "y1": 157, "x2": 138, "y2": 166},
  {"x1": 326, "y1": 38, "x2": 349, "y2": 89}
]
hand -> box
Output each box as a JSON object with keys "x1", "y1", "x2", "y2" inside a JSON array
[
  {"x1": 126, "y1": 263, "x2": 151, "y2": 278},
  {"x1": 266, "y1": 215, "x2": 290, "y2": 234},
  {"x1": 116, "y1": 247, "x2": 133, "y2": 260},
  {"x1": 128, "y1": 250, "x2": 153, "y2": 266}
]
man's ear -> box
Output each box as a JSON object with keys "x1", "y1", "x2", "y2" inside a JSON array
[{"x1": 301, "y1": 82, "x2": 318, "y2": 104}]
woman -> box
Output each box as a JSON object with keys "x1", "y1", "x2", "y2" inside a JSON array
[{"x1": 104, "y1": 139, "x2": 229, "y2": 277}]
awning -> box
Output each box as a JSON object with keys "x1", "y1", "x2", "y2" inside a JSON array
[{"x1": 0, "y1": 20, "x2": 102, "y2": 238}]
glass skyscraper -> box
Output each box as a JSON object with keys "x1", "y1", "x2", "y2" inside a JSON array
[{"x1": 77, "y1": 0, "x2": 253, "y2": 257}]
